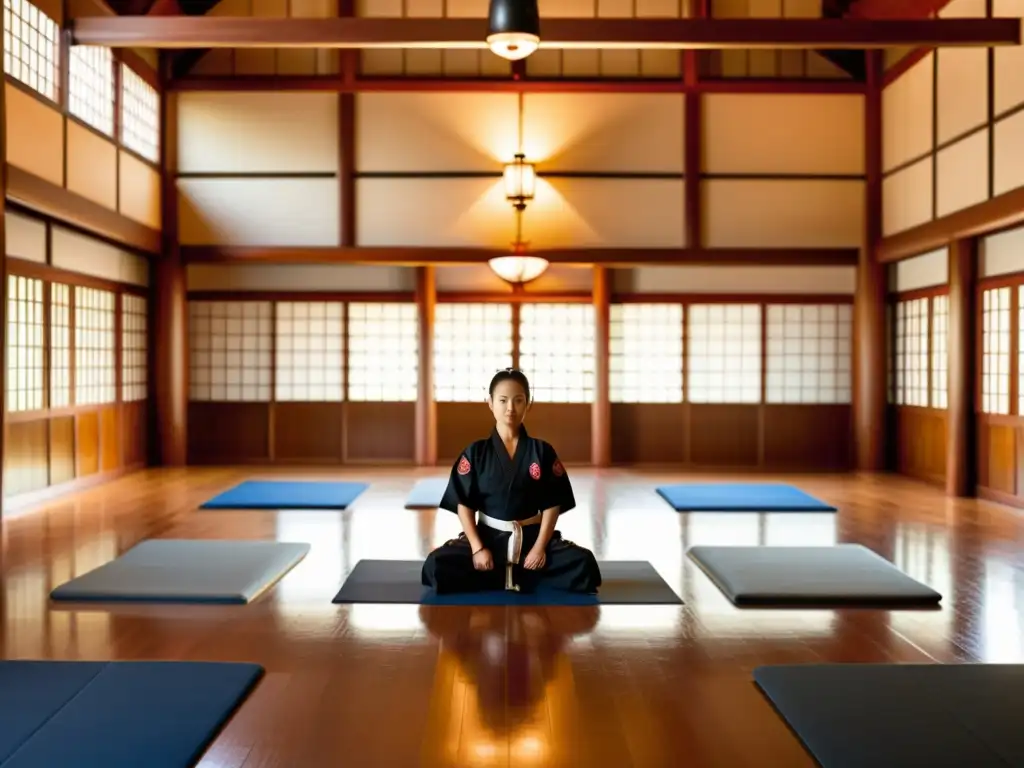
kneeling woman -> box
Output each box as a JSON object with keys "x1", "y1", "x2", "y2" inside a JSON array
[{"x1": 421, "y1": 369, "x2": 602, "y2": 595}]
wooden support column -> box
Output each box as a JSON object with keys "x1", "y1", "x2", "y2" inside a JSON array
[
  {"x1": 415, "y1": 266, "x2": 436, "y2": 466},
  {"x1": 152, "y1": 62, "x2": 187, "y2": 466},
  {"x1": 854, "y1": 51, "x2": 887, "y2": 472},
  {"x1": 592, "y1": 266, "x2": 611, "y2": 467},
  {"x1": 946, "y1": 238, "x2": 977, "y2": 496}
]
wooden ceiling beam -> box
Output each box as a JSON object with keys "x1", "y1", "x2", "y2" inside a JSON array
[
  {"x1": 181, "y1": 246, "x2": 859, "y2": 268},
  {"x1": 71, "y1": 17, "x2": 1021, "y2": 50},
  {"x1": 167, "y1": 74, "x2": 866, "y2": 94}
]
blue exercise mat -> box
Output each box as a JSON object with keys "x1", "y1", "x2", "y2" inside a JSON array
[
  {"x1": 655, "y1": 482, "x2": 836, "y2": 512},
  {"x1": 404, "y1": 478, "x2": 448, "y2": 509},
  {"x1": 0, "y1": 660, "x2": 262, "y2": 767},
  {"x1": 200, "y1": 480, "x2": 368, "y2": 510},
  {"x1": 332, "y1": 559, "x2": 682, "y2": 605}
]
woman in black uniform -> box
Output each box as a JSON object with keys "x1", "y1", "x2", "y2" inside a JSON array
[{"x1": 421, "y1": 369, "x2": 602, "y2": 595}]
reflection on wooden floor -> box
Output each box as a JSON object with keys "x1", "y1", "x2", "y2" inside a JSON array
[{"x1": 2, "y1": 467, "x2": 1024, "y2": 767}]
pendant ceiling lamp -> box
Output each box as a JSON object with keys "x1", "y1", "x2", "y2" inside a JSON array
[{"x1": 487, "y1": 0, "x2": 541, "y2": 61}]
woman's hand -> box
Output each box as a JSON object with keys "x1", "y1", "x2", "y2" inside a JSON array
[
  {"x1": 472, "y1": 548, "x2": 494, "y2": 571},
  {"x1": 523, "y1": 547, "x2": 546, "y2": 570}
]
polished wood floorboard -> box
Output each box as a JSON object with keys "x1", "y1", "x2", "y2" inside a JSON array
[{"x1": 2, "y1": 467, "x2": 1023, "y2": 767}]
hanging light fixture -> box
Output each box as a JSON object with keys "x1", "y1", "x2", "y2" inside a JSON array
[
  {"x1": 503, "y1": 153, "x2": 536, "y2": 211},
  {"x1": 486, "y1": 0, "x2": 541, "y2": 61},
  {"x1": 488, "y1": 254, "x2": 549, "y2": 284}
]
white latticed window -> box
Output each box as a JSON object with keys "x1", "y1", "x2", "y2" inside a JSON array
[
  {"x1": 609, "y1": 303, "x2": 683, "y2": 403},
  {"x1": 434, "y1": 303, "x2": 513, "y2": 402},
  {"x1": 765, "y1": 304, "x2": 852, "y2": 404},
  {"x1": 518, "y1": 303, "x2": 595, "y2": 403},
  {"x1": 687, "y1": 304, "x2": 761, "y2": 403},
  {"x1": 189, "y1": 301, "x2": 273, "y2": 402}
]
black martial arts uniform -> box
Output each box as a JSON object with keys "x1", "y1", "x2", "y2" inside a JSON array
[{"x1": 421, "y1": 426, "x2": 602, "y2": 594}]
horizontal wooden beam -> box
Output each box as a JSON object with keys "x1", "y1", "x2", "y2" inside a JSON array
[
  {"x1": 168, "y1": 74, "x2": 866, "y2": 94},
  {"x1": 72, "y1": 16, "x2": 1020, "y2": 50},
  {"x1": 878, "y1": 185, "x2": 1024, "y2": 263},
  {"x1": 182, "y1": 245, "x2": 859, "y2": 267},
  {"x1": 7, "y1": 166, "x2": 161, "y2": 254}
]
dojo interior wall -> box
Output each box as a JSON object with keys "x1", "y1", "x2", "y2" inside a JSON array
[
  {"x1": 178, "y1": 86, "x2": 864, "y2": 469},
  {"x1": 882, "y1": 0, "x2": 1024, "y2": 500},
  {"x1": 3, "y1": 0, "x2": 161, "y2": 503}
]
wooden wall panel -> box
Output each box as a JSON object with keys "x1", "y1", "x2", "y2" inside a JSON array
[
  {"x1": 187, "y1": 402, "x2": 271, "y2": 464},
  {"x1": 5, "y1": 84, "x2": 64, "y2": 186},
  {"x1": 935, "y1": 129, "x2": 990, "y2": 218},
  {"x1": 49, "y1": 417, "x2": 76, "y2": 486},
  {"x1": 993, "y1": 109, "x2": 1024, "y2": 198},
  {"x1": 437, "y1": 402, "x2": 493, "y2": 463},
  {"x1": 177, "y1": 93, "x2": 339, "y2": 174},
  {"x1": 274, "y1": 403, "x2": 344, "y2": 462},
  {"x1": 356, "y1": 177, "x2": 686, "y2": 249},
  {"x1": 762, "y1": 405, "x2": 852, "y2": 470},
  {"x1": 76, "y1": 411, "x2": 100, "y2": 477},
  {"x1": 344, "y1": 402, "x2": 416, "y2": 463},
  {"x1": 881, "y1": 54, "x2": 933, "y2": 172},
  {"x1": 100, "y1": 406, "x2": 120, "y2": 473},
  {"x1": 177, "y1": 178, "x2": 339, "y2": 246},
  {"x1": 882, "y1": 158, "x2": 933, "y2": 237},
  {"x1": 703, "y1": 94, "x2": 864, "y2": 175},
  {"x1": 895, "y1": 408, "x2": 947, "y2": 485},
  {"x1": 977, "y1": 417, "x2": 1016, "y2": 496},
  {"x1": 66, "y1": 121, "x2": 118, "y2": 210},
  {"x1": 993, "y1": 0, "x2": 1024, "y2": 116},
  {"x1": 702, "y1": 180, "x2": 863, "y2": 248},
  {"x1": 689, "y1": 405, "x2": 760, "y2": 466},
  {"x1": 122, "y1": 401, "x2": 148, "y2": 467},
  {"x1": 4, "y1": 420, "x2": 49, "y2": 496},
  {"x1": 526, "y1": 404, "x2": 592, "y2": 465},
  {"x1": 610, "y1": 404, "x2": 686, "y2": 464},
  {"x1": 356, "y1": 94, "x2": 519, "y2": 173},
  {"x1": 118, "y1": 151, "x2": 162, "y2": 230}
]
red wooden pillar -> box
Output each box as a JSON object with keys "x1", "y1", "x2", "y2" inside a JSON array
[
  {"x1": 152, "y1": 68, "x2": 187, "y2": 466},
  {"x1": 946, "y1": 238, "x2": 977, "y2": 496},
  {"x1": 854, "y1": 51, "x2": 887, "y2": 471},
  {"x1": 415, "y1": 266, "x2": 437, "y2": 466},
  {"x1": 592, "y1": 266, "x2": 611, "y2": 467}
]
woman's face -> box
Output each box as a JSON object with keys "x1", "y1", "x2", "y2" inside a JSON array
[{"x1": 489, "y1": 379, "x2": 530, "y2": 428}]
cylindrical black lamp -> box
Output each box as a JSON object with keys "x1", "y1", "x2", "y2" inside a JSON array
[{"x1": 486, "y1": 0, "x2": 541, "y2": 61}]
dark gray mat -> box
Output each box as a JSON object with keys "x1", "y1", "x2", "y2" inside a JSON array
[
  {"x1": 50, "y1": 539, "x2": 310, "y2": 604},
  {"x1": 687, "y1": 544, "x2": 941, "y2": 606},
  {"x1": 755, "y1": 664, "x2": 1024, "y2": 768},
  {"x1": 332, "y1": 559, "x2": 682, "y2": 605}
]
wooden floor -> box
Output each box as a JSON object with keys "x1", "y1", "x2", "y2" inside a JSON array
[{"x1": 2, "y1": 467, "x2": 1023, "y2": 767}]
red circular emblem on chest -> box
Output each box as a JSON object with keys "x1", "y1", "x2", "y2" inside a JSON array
[
  {"x1": 529, "y1": 462, "x2": 541, "y2": 480},
  {"x1": 553, "y1": 460, "x2": 565, "y2": 477},
  {"x1": 457, "y1": 456, "x2": 471, "y2": 475}
]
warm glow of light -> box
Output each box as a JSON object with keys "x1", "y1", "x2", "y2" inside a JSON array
[
  {"x1": 488, "y1": 255, "x2": 549, "y2": 284},
  {"x1": 487, "y1": 32, "x2": 540, "y2": 61},
  {"x1": 503, "y1": 156, "x2": 537, "y2": 203}
]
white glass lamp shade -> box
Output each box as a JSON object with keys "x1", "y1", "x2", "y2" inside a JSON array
[
  {"x1": 486, "y1": 32, "x2": 540, "y2": 61},
  {"x1": 488, "y1": 256, "x2": 549, "y2": 284}
]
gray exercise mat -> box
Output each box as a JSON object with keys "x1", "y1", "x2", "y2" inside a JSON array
[
  {"x1": 50, "y1": 539, "x2": 310, "y2": 604},
  {"x1": 754, "y1": 664, "x2": 1024, "y2": 768},
  {"x1": 687, "y1": 544, "x2": 941, "y2": 606},
  {"x1": 404, "y1": 478, "x2": 448, "y2": 509}
]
